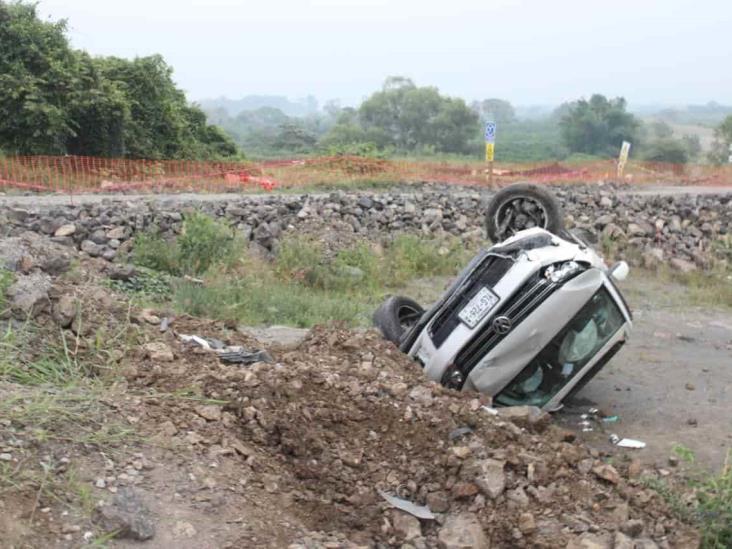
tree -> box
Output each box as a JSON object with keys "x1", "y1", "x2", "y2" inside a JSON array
[
  {"x1": 357, "y1": 77, "x2": 479, "y2": 154},
  {"x1": 472, "y1": 98, "x2": 516, "y2": 125},
  {"x1": 0, "y1": 1, "x2": 78, "y2": 154},
  {"x1": 643, "y1": 138, "x2": 689, "y2": 164},
  {"x1": 558, "y1": 94, "x2": 639, "y2": 156},
  {"x1": 709, "y1": 115, "x2": 732, "y2": 164},
  {"x1": 0, "y1": 1, "x2": 237, "y2": 159}
]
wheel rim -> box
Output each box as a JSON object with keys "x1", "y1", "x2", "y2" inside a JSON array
[
  {"x1": 397, "y1": 305, "x2": 422, "y2": 331},
  {"x1": 493, "y1": 195, "x2": 549, "y2": 239}
]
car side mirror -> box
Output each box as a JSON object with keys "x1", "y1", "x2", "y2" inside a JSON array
[{"x1": 610, "y1": 261, "x2": 629, "y2": 282}]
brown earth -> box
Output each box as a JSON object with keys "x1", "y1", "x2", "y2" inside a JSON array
[{"x1": 0, "y1": 258, "x2": 702, "y2": 548}]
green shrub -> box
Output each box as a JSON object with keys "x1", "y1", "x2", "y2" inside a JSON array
[
  {"x1": 132, "y1": 213, "x2": 241, "y2": 276},
  {"x1": 132, "y1": 231, "x2": 180, "y2": 274},
  {"x1": 177, "y1": 212, "x2": 239, "y2": 275}
]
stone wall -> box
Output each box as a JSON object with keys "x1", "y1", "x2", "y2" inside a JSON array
[{"x1": 1, "y1": 186, "x2": 730, "y2": 270}]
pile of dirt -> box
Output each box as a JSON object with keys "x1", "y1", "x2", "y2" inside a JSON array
[
  {"x1": 123, "y1": 322, "x2": 699, "y2": 548},
  {"x1": 0, "y1": 233, "x2": 702, "y2": 547}
]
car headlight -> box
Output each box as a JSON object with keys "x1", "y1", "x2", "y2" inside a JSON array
[{"x1": 544, "y1": 261, "x2": 581, "y2": 283}]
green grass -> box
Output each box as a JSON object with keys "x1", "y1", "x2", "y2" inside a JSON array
[
  {"x1": 133, "y1": 212, "x2": 243, "y2": 276},
  {"x1": 0, "y1": 268, "x2": 14, "y2": 313},
  {"x1": 644, "y1": 447, "x2": 732, "y2": 548},
  {"x1": 127, "y1": 214, "x2": 471, "y2": 327}
]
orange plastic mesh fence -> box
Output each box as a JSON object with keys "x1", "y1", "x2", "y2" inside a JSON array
[{"x1": 0, "y1": 155, "x2": 730, "y2": 194}]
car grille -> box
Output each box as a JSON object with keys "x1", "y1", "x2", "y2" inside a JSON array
[
  {"x1": 429, "y1": 255, "x2": 514, "y2": 347},
  {"x1": 453, "y1": 272, "x2": 560, "y2": 379}
]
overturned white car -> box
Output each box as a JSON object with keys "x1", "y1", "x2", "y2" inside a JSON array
[{"x1": 374, "y1": 184, "x2": 632, "y2": 411}]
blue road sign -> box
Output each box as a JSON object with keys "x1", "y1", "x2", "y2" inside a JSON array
[{"x1": 485, "y1": 121, "x2": 496, "y2": 143}]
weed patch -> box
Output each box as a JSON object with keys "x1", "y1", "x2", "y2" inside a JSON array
[
  {"x1": 0, "y1": 268, "x2": 14, "y2": 312},
  {"x1": 129, "y1": 213, "x2": 471, "y2": 327},
  {"x1": 133, "y1": 212, "x2": 242, "y2": 276},
  {"x1": 645, "y1": 447, "x2": 732, "y2": 549}
]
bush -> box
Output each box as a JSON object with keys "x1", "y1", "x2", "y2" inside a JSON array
[{"x1": 132, "y1": 213, "x2": 240, "y2": 276}]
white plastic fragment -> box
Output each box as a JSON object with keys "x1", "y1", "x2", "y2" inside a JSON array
[
  {"x1": 617, "y1": 438, "x2": 646, "y2": 449},
  {"x1": 178, "y1": 334, "x2": 211, "y2": 349},
  {"x1": 378, "y1": 490, "x2": 435, "y2": 520},
  {"x1": 481, "y1": 406, "x2": 499, "y2": 415}
]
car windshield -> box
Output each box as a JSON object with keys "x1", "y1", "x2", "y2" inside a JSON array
[{"x1": 495, "y1": 288, "x2": 625, "y2": 408}]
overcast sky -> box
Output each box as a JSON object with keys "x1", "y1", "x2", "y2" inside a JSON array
[{"x1": 37, "y1": 0, "x2": 732, "y2": 107}]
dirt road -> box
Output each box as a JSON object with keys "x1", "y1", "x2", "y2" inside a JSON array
[
  {"x1": 405, "y1": 273, "x2": 732, "y2": 472},
  {"x1": 562, "y1": 275, "x2": 732, "y2": 472}
]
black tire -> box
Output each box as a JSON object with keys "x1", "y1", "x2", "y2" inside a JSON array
[
  {"x1": 485, "y1": 183, "x2": 564, "y2": 242},
  {"x1": 372, "y1": 296, "x2": 424, "y2": 345}
]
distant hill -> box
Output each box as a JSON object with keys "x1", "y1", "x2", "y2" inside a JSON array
[
  {"x1": 631, "y1": 102, "x2": 732, "y2": 126},
  {"x1": 198, "y1": 95, "x2": 319, "y2": 118}
]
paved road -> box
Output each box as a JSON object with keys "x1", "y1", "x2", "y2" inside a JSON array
[{"x1": 0, "y1": 184, "x2": 731, "y2": 207}]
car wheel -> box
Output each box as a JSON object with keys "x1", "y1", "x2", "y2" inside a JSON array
[
  {"x1": 485, "y1": 183, "x2": 565, "y2": 242},
  {"x1": 373, "y1": 296, "x2": 424, "y2": 345}
]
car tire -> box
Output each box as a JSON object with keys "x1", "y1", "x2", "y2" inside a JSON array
[
  {"x1": 485, "y1": 183, "x2": 565, "y2": 242},
  {"x1": 373, "y1": 296, "x2": 424, "y2": 345}
]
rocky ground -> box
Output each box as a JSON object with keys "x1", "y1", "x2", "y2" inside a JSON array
[
  {"x1": 1, "y1": 185, "x2": 730, "y2": 548},
  {"x1": 1, "y1": 183, "x2": 731, "y2": 272}
]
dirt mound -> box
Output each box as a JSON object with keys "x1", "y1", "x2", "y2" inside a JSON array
[
  {"x1": 305, "y1": 156, "x2": 391, "y2": 175},
  {"x1": 124, "y1": 323, "x2": 698, "y2": 547}
]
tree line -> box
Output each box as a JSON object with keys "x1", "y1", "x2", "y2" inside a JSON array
[
  {"x1": 2, "y1": 0, "x2": 731, "y2": 164},
  {"x1": 0, "y1": 1, "x2": 237, "y2": 159}
]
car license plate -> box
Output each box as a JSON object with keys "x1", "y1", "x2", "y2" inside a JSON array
[{"x1": 458, "y1": 287, "x2": 499, "y2": 329}]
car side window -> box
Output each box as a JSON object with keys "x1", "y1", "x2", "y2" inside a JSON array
[{"x1": 495, "y1": 288, "x2": 625, "y2": 408}]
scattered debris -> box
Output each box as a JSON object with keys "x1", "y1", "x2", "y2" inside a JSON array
[
  {"x1": 378, "y1": 491, "x2": 436, "y2": 520},
  {"x1": 178, "y1": 333, "x2": 273, "y2": 364},
  {"x1": 609, "y1": 434, "x2": 647, "y2": 449},
  {"x1": 93, "y1": 488, "x2": 155, "y2": 541}
]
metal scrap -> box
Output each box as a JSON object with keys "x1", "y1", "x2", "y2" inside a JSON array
[
  {"x1": 178, "y1": 333, "x2": 273, "y2": 365},
  {"x1": 378, "y1": 490, "x2": 435, "y2": 520}
]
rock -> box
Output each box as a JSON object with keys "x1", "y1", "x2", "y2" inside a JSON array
[
  {"x1": 437, "y1": 513, "x2": 489, "y2": 549},
  {"x1": 54, "y1": 224, "x2": 76, "y2": 237},
  {"x1": 451, "y1": 482, "x2": 479, "y2": 499},
  {"x1": 108, "y1": 264, "x2": 137, "y2": 281},
  {"x1": 106, "y1": 226, "x2": 127, "y2": 240},
  {"x1": 497, "y1": 405, "x2": 550, "y2": 432},
  {"x1": 357, "y1": 196, "x2": 374, "y2": 209},
  {"x1": 567, "y1": 533, "x2": 611, "y2": 549},
  {"x1": 669, "y1": 257, "x2": 697, "y2": 273},
  {"x1": 52, "y1": 294, "x2": 77, "y2": 328},
  {"x1": 627, "y1": 459, "x2": 642, "y2": 479},
  {"x1": 470, "y1": 458, "x2": 506, "y2": 499},
  {"x1": 632, "y1": 540, "x2": 658, "y2": 549},
  {"x1": 139, "y1": 309, "x2": 161, "y2": 325},
  {"x1": 592, "y1": 463, "x2": 621, "y2": 485},
  {"x1": 620, "y1": 519, "x2": 644, "y2": 537},
  {"x1": 7, "y1": 272, "x2": 51, "y2": 319},
  {"x1": 612, "y1": 532, "x2": 634, "y2": 549},
  {"x1": 94, "y1": 488, "x2": 155, "y2": 541},
  {"x1": 172, "y1": 520, "x2": 197, "y2": 538},
  {"x1": 451, "y1": 446, "x2": 471, "y2": 459},
  {"x1": 391, "y1": 510, "x2": 421, "y2": 540},
  {"x1": 426, "y1": 491, "x2": 450, "y2": 513},
  {"x1": 80, "y1": 240, "x2": 103, "y2": 257},
  {"x1": 642, "y1": 248, "x2": 664, "y2": 269},
  {"x1": 517, "y1": 512, "x2": 536, "y2": 534},
  {"x1": 143, "y1": 342, "x2": 174, "y2": 362},
  {"x1": 194, "y1": 404, "x2": 222, "y2": 422}
]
